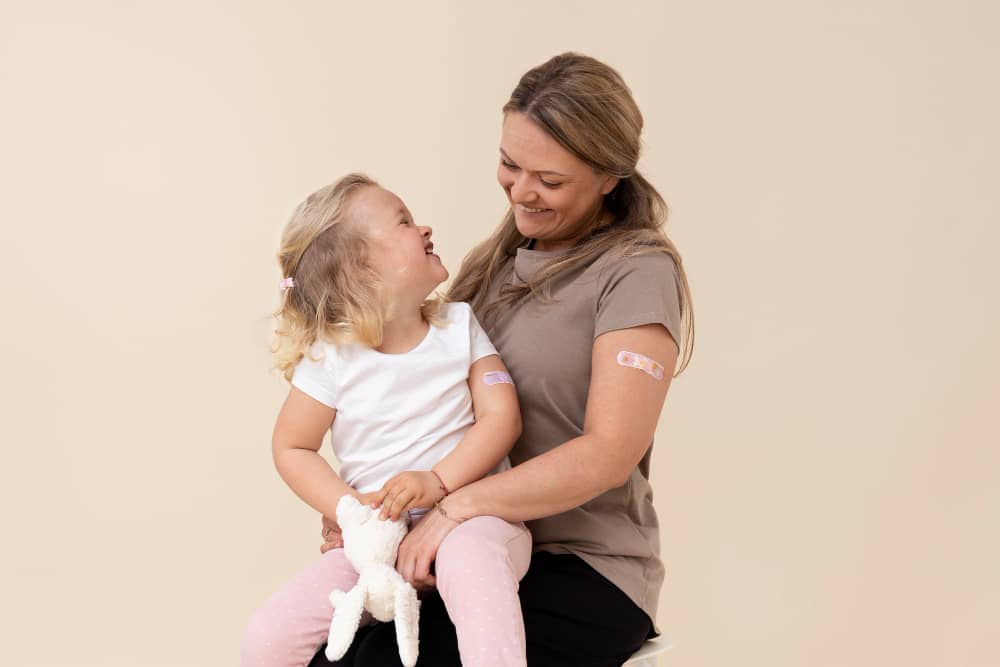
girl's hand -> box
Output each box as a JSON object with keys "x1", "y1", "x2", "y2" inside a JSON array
[
  {"x1": 356, "y1": 489, "x2": 388, "y2": 509},
  {"x1": 319, "y1": 515, "x2": 343, "y2": 554},
  {"x1": 377, "y1": 471, "x2": 446, "y2": 521},
  {"x1": 395, "y1": 504, "x2": 460, "y2": 590}
]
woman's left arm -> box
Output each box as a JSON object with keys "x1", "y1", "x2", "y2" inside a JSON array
[{"x1": 396, "y1": 323, "x2": 678, "y2": 588}]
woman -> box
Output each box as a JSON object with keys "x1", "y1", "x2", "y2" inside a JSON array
[{"x1": 314, "y1": 52, "x2": 694, "y2": 667}]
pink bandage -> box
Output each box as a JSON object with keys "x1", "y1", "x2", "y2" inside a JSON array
[
  {"x1": 616, "y1": 350, "x2": 664, "y2": 380},
  {"x1": 483, "y1": 371, "x2": 514, "y2": 386}
]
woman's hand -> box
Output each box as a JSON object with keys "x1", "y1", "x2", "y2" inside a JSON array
[
  {"x1": 376, "y1": 471, "x2": 446, "y2": 521},
  {"x1": 395, "y1": 505, "x2": 461, "y2": 590},
  {"x1": 319, "y1": 515, "x2": 343, "y2": 554}
]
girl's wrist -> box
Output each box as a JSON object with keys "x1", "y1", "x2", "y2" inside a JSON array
[{"x1": 429, "y1": 468, "x2": 450, "y2": 496}]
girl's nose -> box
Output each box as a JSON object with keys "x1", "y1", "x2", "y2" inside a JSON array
[{"x1": 419, "y1": 225, "x2": 432, "y2": 238}]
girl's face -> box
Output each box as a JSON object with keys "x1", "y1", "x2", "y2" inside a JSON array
[
  {"x1": 497, "y1": 112, "x2": 618, "y2": 252},
  {"x1": 350, "y1": 186, "x2": 448, "y2": 303}
]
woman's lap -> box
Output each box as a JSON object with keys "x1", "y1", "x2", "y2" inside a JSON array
[
  {"x1": 517, "y1": 551, "x2": 652, "y2": 666},
  {"x1": 311, "y1": 551, "x2": 651, "y2": 667}
]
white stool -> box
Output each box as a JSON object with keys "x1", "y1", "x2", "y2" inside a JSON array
[{"x1": 622, "y1": 636, "x2": 673, "y2": 666}]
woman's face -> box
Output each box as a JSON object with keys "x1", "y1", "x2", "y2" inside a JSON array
[{"x1": 497, "y1": 112, "x2": 617, "y2": 252}]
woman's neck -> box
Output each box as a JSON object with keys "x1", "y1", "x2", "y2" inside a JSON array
[
  {"x1": 531, "y1": 206, "x2": 612, "y2": 252},
  {"x1": 376, "y1": 307, "x2": 429, "y2": 354}
]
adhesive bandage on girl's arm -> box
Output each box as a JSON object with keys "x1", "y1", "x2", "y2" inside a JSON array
[
  {"x1": 482, "y1": 371, "x2": 514, "y2": 386},
  {"x1": 616, "y1": 350, "x2": 665, "y2": 380}
]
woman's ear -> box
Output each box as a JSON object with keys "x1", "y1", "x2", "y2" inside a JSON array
[{"x1": 600, "y1": 175, "x2": 619, "y2": 196}]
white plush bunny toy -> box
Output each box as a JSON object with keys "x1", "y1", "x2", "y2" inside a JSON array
[{"x1": 324, "y1": 494, "x2": 421, "y2": 666}]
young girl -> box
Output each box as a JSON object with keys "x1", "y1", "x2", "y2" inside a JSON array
[{"x1": 241, "y1": 174, "x2": 532, "y2": 667}]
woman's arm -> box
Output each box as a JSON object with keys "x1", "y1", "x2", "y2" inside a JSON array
[
  {"x1": 449, "y1": 323, "x2": 676, "y2": 520},
  {"x1": 272, "y1": 386, "x2": 356, "y2": 520},
  {"x1": 375, "y1": 354, "x2": 522, "y2": 520},
  {"x1": 395, "y1": 323, "x2": 678, "y2": 587}
]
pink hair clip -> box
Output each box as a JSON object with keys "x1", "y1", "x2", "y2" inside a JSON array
[{"x1": 280, "y1": 277, "x2": 295, "y2": 289}]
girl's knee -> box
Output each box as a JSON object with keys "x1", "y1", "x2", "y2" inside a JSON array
[
  {"x1": 443, "y1": 516, "x2": 519, "y2": 546},
  {"x1": 239, "y1": 604, "x2": 284, "y2": 666},
  {"x1": 437, "y1": 517, "x2": 530, "y2": 580}
]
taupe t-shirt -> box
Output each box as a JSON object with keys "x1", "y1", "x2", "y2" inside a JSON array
[{"x1": 480, "y1": 245, "x2": 682, "y2": 626}]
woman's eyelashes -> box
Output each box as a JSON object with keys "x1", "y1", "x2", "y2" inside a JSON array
[{"x1": 501, "y1": 159, "x2": 562, "y2": 188}]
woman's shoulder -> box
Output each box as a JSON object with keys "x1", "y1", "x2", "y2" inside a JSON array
[
  {"x1": 591, "y1": 245, "x2": 683, "y2": 341},
  {"x1": 593, "y1": 245, "x2": 679, "y2": 282}
]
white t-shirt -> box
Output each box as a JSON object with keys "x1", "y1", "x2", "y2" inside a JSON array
[{"x1": 291, "y1": 301, "x2": 507, "y2": 494}]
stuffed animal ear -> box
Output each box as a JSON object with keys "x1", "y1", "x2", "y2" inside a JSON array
[{"x1": 336, "y1": 494, "x2": 365, "y2": 524}]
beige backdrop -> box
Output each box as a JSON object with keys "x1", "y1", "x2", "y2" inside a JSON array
[{"x1": 2, "y1": 1, "x2": 997, "y2": 665}]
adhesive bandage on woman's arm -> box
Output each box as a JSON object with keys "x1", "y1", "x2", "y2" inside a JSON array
[
  {"x1": 483, "y1": 371, "x2": 514, "y2": 386},
  {"x1": 616, "y1": 351, "x2": 665, "y2": 380}
]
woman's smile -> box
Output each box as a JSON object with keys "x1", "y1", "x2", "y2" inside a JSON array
[{"x1": 516, "y1": 203, "x2": 551, "y2": 215}]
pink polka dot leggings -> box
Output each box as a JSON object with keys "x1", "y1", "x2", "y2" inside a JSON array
[{"x1": 241, "y1": 516, "x2": 533, "y2": 667}]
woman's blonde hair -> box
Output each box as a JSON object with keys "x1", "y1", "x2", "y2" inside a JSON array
[
  {"x1": 272, "y1": 173, "x2": 445, "y2": 381},
  {"x1": 448, "y1": 52, "x2": 695, "y2": 374}
]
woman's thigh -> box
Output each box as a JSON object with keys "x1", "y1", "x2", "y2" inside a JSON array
[{"x1": 519, "y1": 551, "x2": 652, "y2": 667}]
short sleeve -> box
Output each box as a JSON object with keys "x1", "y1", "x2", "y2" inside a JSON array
[
  {"x1": 464, "y1": 302, "x2": 499, "y2": 363},
  {"x1": 595, "y1": 252, "x2": 682, "y2": 347},
  {"x1": 290, "y1": 344, "x2": 339, "y2": 408}
]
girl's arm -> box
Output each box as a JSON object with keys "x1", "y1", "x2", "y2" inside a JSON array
[
  {"x1": 395, "y1": 323, "x2": 677, "y2": 587},
  {"x1": 435, "y1": 354, "x2": 521, "y2": 489},
  {"x1": 272, "y1": 386, "x2": 355, "y2": 520},
  {"x1": 376, "y1": 354, "x2": 521, "y2": 520}
]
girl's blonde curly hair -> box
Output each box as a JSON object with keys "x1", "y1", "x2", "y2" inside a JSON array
[{"x1": 272, "y1": 173, "x2": 445, "y2": 381}]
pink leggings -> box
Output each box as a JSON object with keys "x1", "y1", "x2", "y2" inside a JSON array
[{"x1": 241, "y1": 516, "x2": 532, "y2": 667}]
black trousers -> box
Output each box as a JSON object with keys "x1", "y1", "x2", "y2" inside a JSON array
[{"x1": 309, "y1": 551, "x2": 653, "y2": 667}]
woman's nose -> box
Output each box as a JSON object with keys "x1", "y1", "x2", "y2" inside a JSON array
[
  {"x1": 510, "y1": 173, "x2": 536, "y2": 204},
  {"x1": 419, "y1": 225, "x2": 432, "y2": 238}
]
